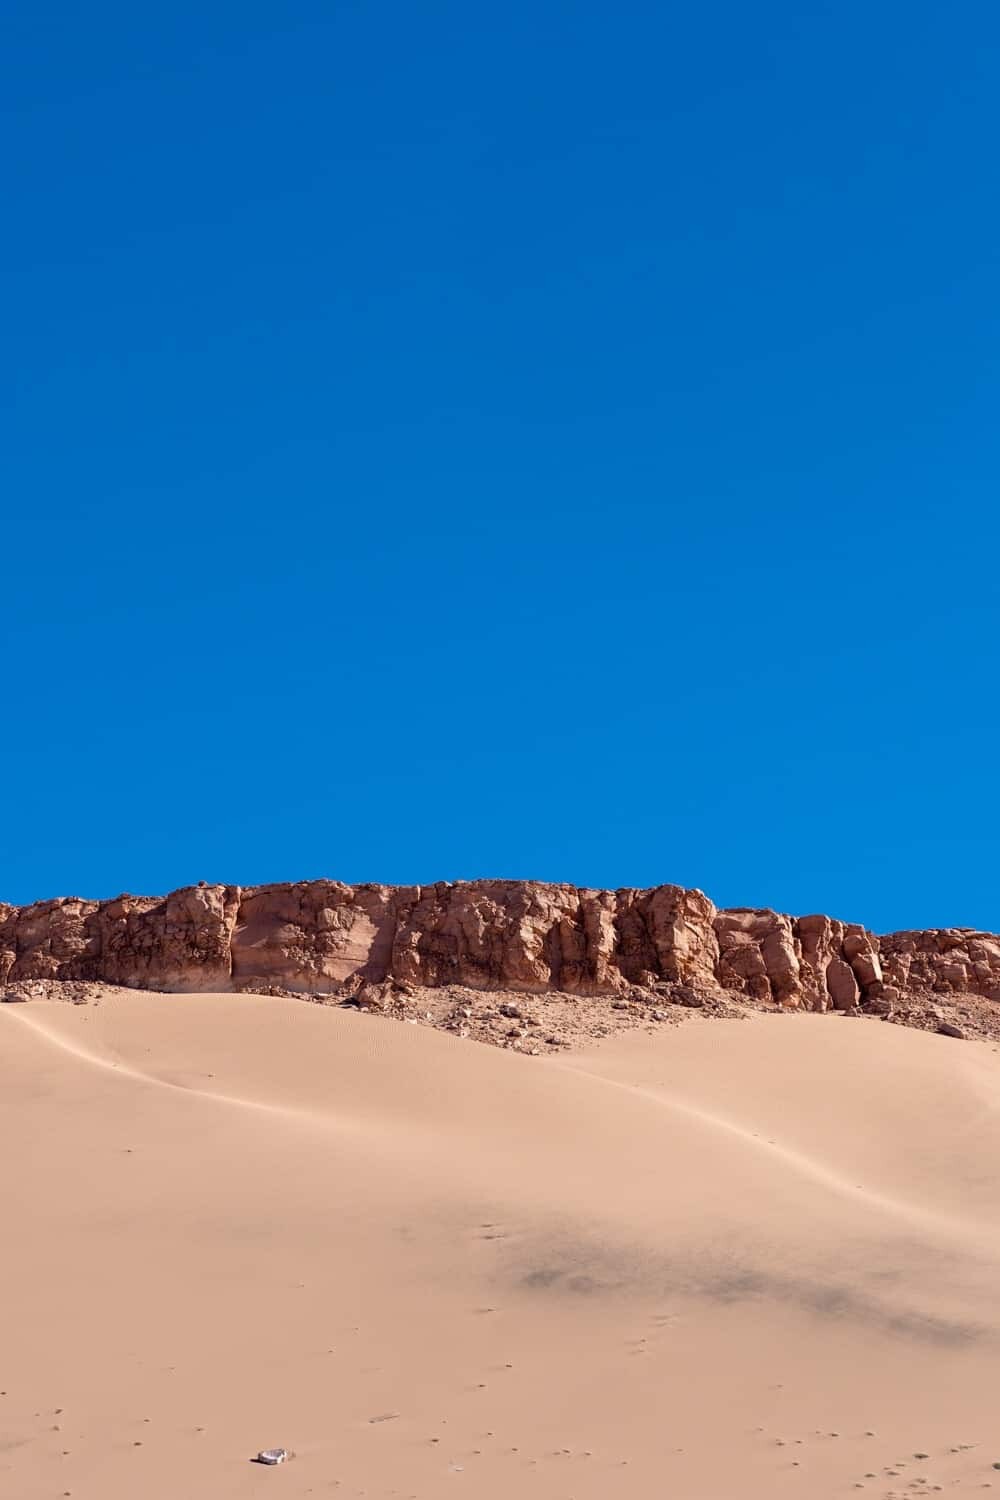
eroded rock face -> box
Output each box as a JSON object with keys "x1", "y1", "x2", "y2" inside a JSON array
[
  {"x1": 712, "y1": 910, "x2": 887, "y2": 1012},
  {"x1": 98, "y1": 885, "x2": 241, "y2": 991},
  {"x1": 2, "y1": 880, "x2": 999, "y2": 1018},
  {"x1": 232, "y1": 881, "x2": 401, "y2": 993},
  {"x1": 880, "y1": 929, "x2": 1000, "y2": 1004}
]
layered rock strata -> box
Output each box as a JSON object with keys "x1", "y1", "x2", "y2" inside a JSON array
[{"x1": 2, "y1": 880, "x2": 998, "y2": 1017}]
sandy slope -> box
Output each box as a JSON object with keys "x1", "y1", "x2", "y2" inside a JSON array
[{"x1": 3, "y1": 992, "x2": 1000, "y2": 1499}]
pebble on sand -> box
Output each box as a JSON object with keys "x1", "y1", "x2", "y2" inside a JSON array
[{"x1": 256, "y1": 1447, "x2": 290, "y2": 1465}]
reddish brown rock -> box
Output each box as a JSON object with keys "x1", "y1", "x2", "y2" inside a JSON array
[
  {"x1": 0, "y1": 896, "x2": 102, "y2": 980},
  {"x1": 714, "y1": 909, "x2": 800, "y2": 1006},
  {"x1": 795, "y1": 914, "x2": 844, "y2": 1011},
  {"x1": 824, "y1": 957, "x2": 861, "y2": 1011},
  {"x1": 98, "y1": 885, "x2": 241, "y2": 991},
  {"x1": 710, "y1": 910, "x2": 888, "y2": 1012},
  {"x1": 389, "y1": 881, "x2": 572, "y2": 992},
  {"x1": 2, "y1": 880, "x2": 1000, "y2": 1029},
  {"x1": 880, "y1": 929, "x2": 1000, "y2": 1004},
  {"x1": 617, "y1": 885, "x2": 720, "y2": 992},
  {"x1": 232, "y1": 881, "x2": 401, "y2": 992}
]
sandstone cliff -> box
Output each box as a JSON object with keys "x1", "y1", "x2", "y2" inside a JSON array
[{"x1": 2, "y1": 879, "x2": 999, "y2": 1022}]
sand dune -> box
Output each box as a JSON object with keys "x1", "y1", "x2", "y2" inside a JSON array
[{"x1": 4, "y1": 991, "x2": 1000, "y2": 1498}]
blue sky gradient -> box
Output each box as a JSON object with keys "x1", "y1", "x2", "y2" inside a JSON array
[{"x1": 5, "y1": 2, "x2": 998, "y2": 931}]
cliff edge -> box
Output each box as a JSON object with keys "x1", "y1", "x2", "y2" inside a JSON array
[{"x1": 2, "y1": 880, "x2": 998, "y2": 1033}]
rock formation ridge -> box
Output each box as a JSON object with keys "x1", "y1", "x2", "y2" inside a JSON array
[{"x1": 2, "y1": 879, "x2": 999, "y2": 1017}]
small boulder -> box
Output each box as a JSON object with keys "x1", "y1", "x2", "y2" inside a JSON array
[
  {"x1": 826, "y1": 958, "x2": 860, "y2": 1010},
  {"x1": 673, "y1": 985, "x2": 704, "y2": 1008}
]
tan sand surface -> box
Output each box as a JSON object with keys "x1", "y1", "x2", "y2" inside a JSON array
[{"x1": 3, "y1": 990, "x2": 1000, "y2": 1498}]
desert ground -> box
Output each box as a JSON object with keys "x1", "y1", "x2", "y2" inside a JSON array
[{"x1": 3, "y1": 990, "x2": 1000, "y2": 1499}]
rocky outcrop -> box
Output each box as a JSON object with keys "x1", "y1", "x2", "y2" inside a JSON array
[
  {"x1": 879, "y1": 929, "x2": 1000, "y2": 1007},
  {"x1": 0, "y1": 886, "x2": 240, "y2": 991},
  {"x1": 1, "y1": 880, "x2": 998, "y2": 1020}
]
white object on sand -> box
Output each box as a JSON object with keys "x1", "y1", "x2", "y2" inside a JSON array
[{"x1": 256, "y1": 1448, "x2": 289, "y2": 1465}]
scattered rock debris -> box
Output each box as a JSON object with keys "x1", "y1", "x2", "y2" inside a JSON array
[{"x1": 6, "y1": 949, "x2": 1000, "y2": 1053}]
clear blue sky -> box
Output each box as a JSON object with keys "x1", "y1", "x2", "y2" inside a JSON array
[{"x1": 4, "y1": 2, "x2": 998, "y2": 932}]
